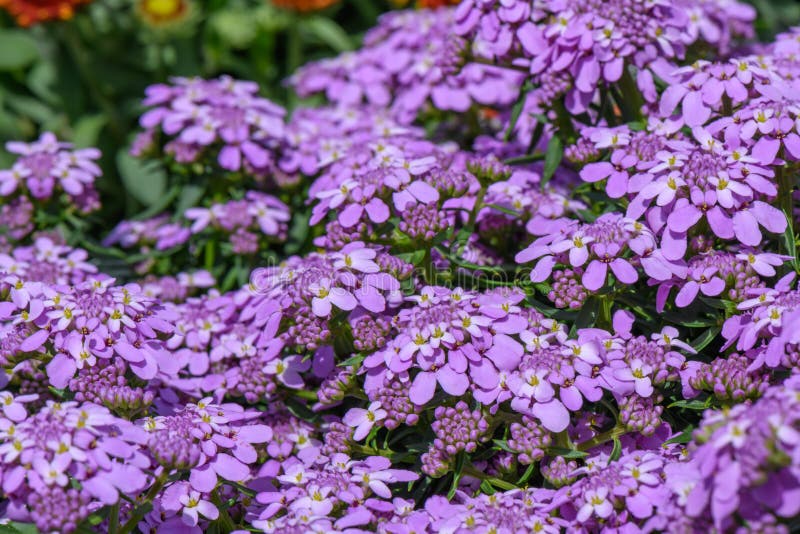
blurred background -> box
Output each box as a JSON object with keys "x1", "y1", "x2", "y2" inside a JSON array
[{"x1": 0, "y1": 0, "x2": 798, "y2": 239}]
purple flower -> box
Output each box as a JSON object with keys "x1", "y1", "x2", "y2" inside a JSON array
[
  {"x1": 612, "y1": 359, "x2": 655, "y2": 397},
  {"x1": 675, "y1": 266, "x2": 725, "y2": 308},
  {"x1": 308, "y1": 278, "x2": 357, "y2": 317},
  {"x1": 344, "y1": 401, "x2": 388, "y2": 440},
  {"x1": 179, "y1": 491, "x2": 219, "y2": 526},
  {"x1": 576, "y1": 487, "x2": 613, "y2": 522}
]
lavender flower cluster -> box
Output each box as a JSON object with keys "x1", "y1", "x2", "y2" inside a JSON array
[{"x1": 5, "y1": 0, "x2": 800, "y2": 532}]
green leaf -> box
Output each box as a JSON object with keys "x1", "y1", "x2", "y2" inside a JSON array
[
  {"x1": 516, "y1": 463, "x2": 536, "y2": 485},
  {"x1": 72, "y1": 115, "x2": 107, "y2": 148},
  {"x1": 175, "y1": 184, "x2": 207, "y2": 216},
  {"x1": 503, "y1": 90, "x2": 527, "y2": 142},
  {"x1": 286, "y1": 210, "x2": 311, "y2": 255},
  {"x1": 0, "y1": 522, "x2": 39, "y2": 534},
  {"x1": 663, "y1": 427, "x2": 694, "y2": 446},
  {"x1": 447, "y1": 453, "x2": 466, "y2": 499},
  {"x1": 668, "y1": 398, "x2": 712, "y2": 410},
  {"x1": 697, "y1": 297, "x2": 728, "y2": 310},
  {"x1": 542, "y1": 136, "x2": 563, "y2": 186},
  {"x1": 5, "y1": 93, "x2": 54, "y2": 124},
  {"x1": 546, "y1": 447, "x2": 588, "y2": 459},
  {"x1": 116, "y1": 151, "x2": 167, "y2": 207},
  {"x1": 690, "y1": 326, "x2": 720, "y2": 352},
  {"x1": 134, "y1": 185, "x2": 181, "y2": 221},
  {"x1": 609, "y1": 436, "x2": 622, "y2": 463},
  {"x1": 573, "y1": 296, "x2": 599, "y2": 330},
  {"x1": 484, "y1": 203, "x2": 521, "y2": 217},
  {"x1": 395, "y1": 250, "x2": 427, "y2": 266},
  {"x1": 492, "y1": 439, "x2": 516, "y2": 453},
  {"x1": 479, "y1": 479, "x2": 496, "y2": 495},
  {"x1": 27, "y1": 62, "x2": 58, "y2": 105},
  {"x1": 0, "y1": 30, "x2": 40, "y2": 71},
  {"x1": 783, "y1": 211, "x2": 799, "y2": 272},
  {"x1": 338, "y1": 354, "x2": 365, "y2": 368},
  {"x1": 305, "y1": 17, "x2": 353, "y2": 53}
]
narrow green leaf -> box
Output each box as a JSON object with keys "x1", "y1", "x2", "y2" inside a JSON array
[
  {"x1": 663, "y1": 427, "x2": 694, "y2": 446},
  {"x1": 479, "y1": 479, "x2": 496, "y2": 495},
  {"x1": 485, "y1": 203, "x2": 522, "y2": 217},
  {"x1": 395, "y1": 250, "x2": 427, "y2": 266},
  {"x1": 305, "y1": 17, "x2": 353, "y2": 53},
  {"x1": 504, "y1": 93, "x2": 527, "y2": 142},
  {"x1": 72, "y1": 115, "x2": 107, "y2": 148},
  {"x1": 1, "y1": 522, "x2": 39, "y2": 534},
  {"x1": 492, "y1": 439, "x2": 516, "y2": 453},
  {"x1": 546, "y1": 447, "x2": 588, "y2": 459},
  {"x1": 175, "y1": 184, "x2": 207, "y2": 216},
  {"x1": 668, "y1": 398, "x2": 712, "y2": 410},
  {"x1": 609, "y1": 437, "x2": 622, "y2": 463},
  {"x1": 338, "y1": 354, "x2": 365, "y2": 368},
  {"x1": 0, "y1": 30, "x2": 40, "y2": 70},
  {"x1": 690, "y1": 326, "x2": 720, "y2": 352},
  {"x1": 783, "y1": 211, "x2": 799, "y2": 271},
  {"x1": 542, "y1": 136, "x2": 563, "y2": 186},
  {"x1": 573, "y1": 296, "x2": 600, "y2": 330},
  {"x1": 116, "y1": 151, "x2": 167, "y2": 207},
  {"x1": 516, "y1": 463, "x2": 536, "y2": 485},
  {"x1": 447, "y1": 453, "x2": 466, "y2": 499}
]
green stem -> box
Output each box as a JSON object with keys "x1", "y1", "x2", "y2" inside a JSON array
[
  {"x1": 777, "y1": 156, "x2": 795, "y2": 239},
  {"x1": 210, "y1": 490, "x2": 237, "y2": 532},
  {"x1": 462, "y1": 466, "x2": 517, "y2": 491},
  {"x1": 553, "y1": 429, "x2": 572, "y2": 450},
  {"x1": 616, "y1": 65, "x2": 645, "y2": 123},
  {"x1": 553, "y1": 97, "x2": 577, "y2": 143},
  {"x1": 350, "y1": 444, "x2": 415, "y2": 463},
  {"x1": 721, "y1": 94, "x2": 733, "y2": 117},
  {"x1": 577, "y1": 424, "x2": 627, "y2": 452},
  {"x1": 118, "y1": 474, "x2": 169, "y2": 534},
  {"x1": 60, "y1": 23, "x2": 124, "y2": 142},
  {"x1": 422, "y1": 247, "x2": 436, "y2": 285},
  {"x1": 597, "y1": 295, "x2": 613, "y2": 330},
  {"x1": 287, "y1": 20, "x2": 303, "y2": 108},
  {"x1": 108, "y1": 502, "x2": 120, "y2": 534},
  {"x1": 293, "y1": 388, "x2": 318, "y2": 401},
  {"x1": 503, "y1": 153, "x2": 546, "y2": 165}
]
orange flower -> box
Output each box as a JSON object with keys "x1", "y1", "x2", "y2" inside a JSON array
[
  {"x1": 270, "y1": 0, "x2": 339, "y2": 13},
  {"x1": 416, "y1": 0, "x2": 460, "y2": 7},
  {"x1": 136, "y1": 0, "x2": 191, "y2": 27},
  {"x1": 0, "y1": 0, "x2": 90, "y2": 26},
  {"x1": 389, "y1": 0, "x2": 460, "y2": 7}
]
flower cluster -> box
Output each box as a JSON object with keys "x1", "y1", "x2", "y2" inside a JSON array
[
  {"x1": 0, "y1": 132, "x2": 101, "y2": 234},
  {"x1": 133, "y1": 76, "x2": 286, "y2": 174},
  {"x1": 106, "y1": 190, "x2": 291, "y2": 256},
  {"x1": 0, "y1": 272, "x2": 174, "y2": 392},
  {"x1": 0, "y1": 401, "x2": 147, "y2": 532},
  {"x1": 668, "y1": 376, "x2": 800, "y2": 530},
  {"x1": 291, "y1": 8, "x2": 522, "y2": 124},
  {"x1": 516, "y1": 212, "x2": 663, "y2": 293},
  {"x1": 6, "y1": 0, "x2": 800, "y2": 532},
  {"x1": 454, "y1": 0, "x2": 754, "y2": 122}
]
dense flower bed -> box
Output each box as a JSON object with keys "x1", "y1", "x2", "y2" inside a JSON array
[{"x1": 4, "y1": 0, "x2": 800, "y2": 532}]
